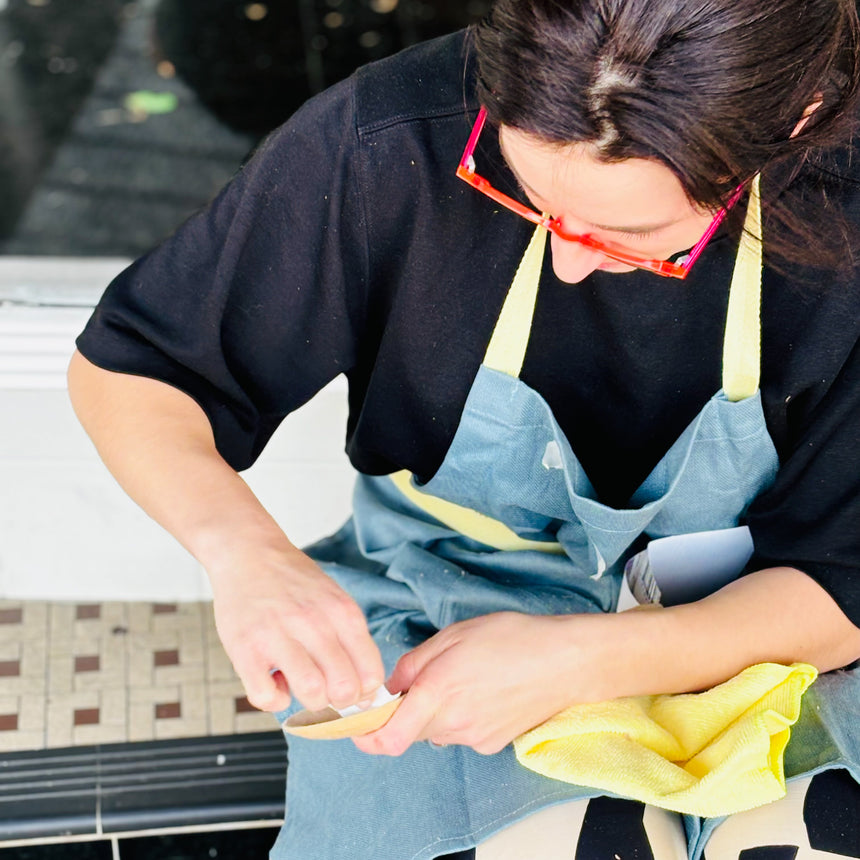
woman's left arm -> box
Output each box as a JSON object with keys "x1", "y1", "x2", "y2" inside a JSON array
[{"x1": 355, "y1": 566, "x2": 860, "y2": 756}]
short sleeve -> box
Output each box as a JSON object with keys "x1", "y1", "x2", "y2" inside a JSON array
[{"x1": 76, "y1": 78, "x2": 369, "y2": 470}]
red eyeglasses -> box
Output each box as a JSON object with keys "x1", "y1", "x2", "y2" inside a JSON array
[{"x1": 456, "y1": 107, "x2": 743, "y2": 279}]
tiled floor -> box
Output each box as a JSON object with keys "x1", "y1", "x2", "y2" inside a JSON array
[{"x1": 0, "y1": 598, "x2": 275, "y2": 754}]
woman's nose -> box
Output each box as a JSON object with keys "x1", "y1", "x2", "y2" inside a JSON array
[{"x1": 549, "y1": 232, "x2": 608, "y2": 283}]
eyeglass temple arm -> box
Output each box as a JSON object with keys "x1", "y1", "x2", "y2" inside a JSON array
[
  {"x1": 459, "y1": 106, "x2": 489, "y2": 169},
  {"x1": 456, "y1": 165, "x2": 552, "y2": 228},
  {"x1": 681, "y1": 184, "x2": 747, "y2": 270}
]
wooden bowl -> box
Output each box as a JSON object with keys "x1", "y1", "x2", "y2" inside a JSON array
[{"x1": 283, "y1": 695, "x2": 403, "y2": 740}]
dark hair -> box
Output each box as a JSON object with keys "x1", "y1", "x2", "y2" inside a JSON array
[{"x1": 472, "y1": 0, "x2": 860, "y2": 274}]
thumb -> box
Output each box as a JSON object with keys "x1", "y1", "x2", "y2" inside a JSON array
[{"x1": 387, "y1": 632, "x2": 452, "y2": 694}]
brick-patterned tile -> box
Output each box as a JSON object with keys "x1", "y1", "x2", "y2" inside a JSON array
[
  {"x1": 0, "y1": 608, "x2": 23, "y2": 625},
  {"x1": 75, "y1": 604, "x2": 101, "y2": 621},
  {"x1": 74, "y1": 655, "x2": 100, "y2": 673},
  {"x1": 153, "y1": 649, "x2": 180, "y2": 667},
  {"x1": 0, "y1": 713, "x2": 19, "y2": 731},
  {"x1": 2, "y1": 600, "x2": 268, "y2": 750},
  {"x1": 74, "y1": 708, "x2": 100, "y2": 726},
  {"x1": 46, "y1": 690, "x2": 99, "y2": 748},
  {"x1": 155, "y1": 702, "x2": 181, "y2": 720},
  {"x1": 235, "y1": 696, "x2": 257, "y2": 714},
  {"x1": 152, "y1": 603, "x2": 177, "y2": 615}
]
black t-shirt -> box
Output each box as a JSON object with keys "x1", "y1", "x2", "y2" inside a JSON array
[{"x1": 77, "y1": 32, "x2": 860, "y2": 624}]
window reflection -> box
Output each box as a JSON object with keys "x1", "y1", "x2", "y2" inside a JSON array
[{"x1": 0, "y1": 0, "x2": 490, "y2": 258}]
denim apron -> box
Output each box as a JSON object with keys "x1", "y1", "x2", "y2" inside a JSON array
[{"x1": 272, "y1": 178, "x2": 860, "y2": 860}]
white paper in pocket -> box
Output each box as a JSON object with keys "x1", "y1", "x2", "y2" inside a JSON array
[{"x1": 617, "y1": 526, "x2": 755, "y2": 611}]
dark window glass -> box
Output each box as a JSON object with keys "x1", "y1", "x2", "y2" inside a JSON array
[{"x1": 0, "y1": 0, "x2": 490, "y2": 257}]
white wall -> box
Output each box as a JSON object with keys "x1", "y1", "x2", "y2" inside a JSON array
[{"x1": 0, "y1": 258, "x2": 355, "y2": 601}]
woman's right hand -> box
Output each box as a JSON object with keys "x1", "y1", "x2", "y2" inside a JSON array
[
  {"x1": 67, "y1": 352, "x2": 383, "y2": 716},
  {"x1": 208, "y1": 544, "x2": 385, "y2": 714}
]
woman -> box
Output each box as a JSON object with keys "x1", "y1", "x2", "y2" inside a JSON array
[{"x1": 69, "y1": 0, "x2": 860, "y2": 857}]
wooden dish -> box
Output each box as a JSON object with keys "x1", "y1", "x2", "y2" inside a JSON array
[{"x1": 283, "y1": 695, "x2": 403, "y2": 740}]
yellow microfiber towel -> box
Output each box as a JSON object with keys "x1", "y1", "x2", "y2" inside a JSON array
[{"x1": 513, "y1": 662, "x2": 817, "y2": 818}]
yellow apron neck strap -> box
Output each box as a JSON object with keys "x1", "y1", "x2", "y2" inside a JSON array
[
  {"x1": 483, "y1": 225, "x2": 548, "y2": 376},
  {"x1": 722, "y1": 174, "x2": 763, "y2": 401}
]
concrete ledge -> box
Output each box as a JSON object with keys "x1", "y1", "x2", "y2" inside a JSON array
[{"x1": 0, "y1": 256, "x2": 131, "y2": 306}]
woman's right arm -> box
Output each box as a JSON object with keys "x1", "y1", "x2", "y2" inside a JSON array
[{"x1": 67, "y1": 350, "x2": 385, "y2": 714}]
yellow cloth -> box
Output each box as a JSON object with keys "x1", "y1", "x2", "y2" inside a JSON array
[{"x1": 513, "y1": 662, "x2": 817, "y2": 817}]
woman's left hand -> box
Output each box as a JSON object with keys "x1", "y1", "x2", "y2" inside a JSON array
[
  {"x1": 352, "y1": 611, "x2": 603, "y2": 756},
  {"x1": 353, "y1": 567, "x2": 860, "y2": 758}
]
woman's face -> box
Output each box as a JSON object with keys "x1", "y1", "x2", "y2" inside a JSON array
[{"x1": 498, "y1": 125, "x2": 716, "y2": 284}]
